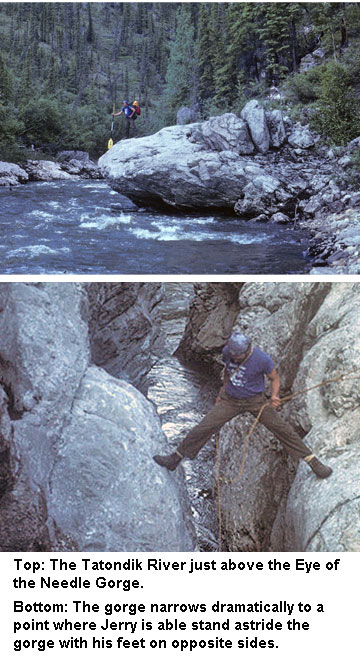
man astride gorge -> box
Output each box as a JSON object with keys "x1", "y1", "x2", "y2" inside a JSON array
[
  {"x1": 113, "y1": 100, "x2": 138, "y2": 139},
  {"x1": 153, "y1": 332, "x2": 332, "y2": 479}
]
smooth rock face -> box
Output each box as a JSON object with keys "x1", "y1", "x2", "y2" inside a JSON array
[
  {"x1": 49, "y1": 366, "x2": 194, "y2": 552},
  {"x1": 241, "y1": 100, "x2": 270, "y2": 153},
  {"x1": 0, "y1": 283, "x2": 194, "y2": 551}
]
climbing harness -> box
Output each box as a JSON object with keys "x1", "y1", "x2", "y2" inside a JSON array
[{"x1": 215, "y1": 370, "x2": 360, "y2": 551}]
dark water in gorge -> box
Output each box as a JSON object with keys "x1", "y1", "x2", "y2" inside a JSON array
[{"x1": 0, "y1": 180, "x2": 310, "y2": 274}]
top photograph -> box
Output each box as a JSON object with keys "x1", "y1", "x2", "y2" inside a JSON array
[{"x1": 1, "y1": 1, "x2": 359, "y2": 276}]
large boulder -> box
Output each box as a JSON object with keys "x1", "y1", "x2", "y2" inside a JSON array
[
  {"x1": 98, "y1": 118, "x2": 309, "y2": 215},
  {"x1": 241, "y1": 100, "x2": 270, "y2": 153}
]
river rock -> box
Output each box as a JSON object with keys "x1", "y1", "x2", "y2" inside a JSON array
[
  {"x1": 241, "y1": 100, "x2": 270, "y2": 153},
  {"x1": 201, "y1": 113, "x2": 255, "y2": 155},
  {"x1": 269, "y1": 212, "x2": 290, "y2": 224},
  {"x1": 0, "y1": 161, "x2": 29, "y2": 186},
  {"x1": 24, "y1": 159, "x2": 77, "y2": 181}
]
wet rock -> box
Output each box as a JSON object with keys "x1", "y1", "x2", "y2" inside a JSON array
[{"x1": 0, "y1": 161, "x2": 29, "y2": 186}]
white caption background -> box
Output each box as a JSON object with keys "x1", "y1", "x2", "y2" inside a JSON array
[{"x1": 1, "y1": 552, "x2": 358, "y2": 662}]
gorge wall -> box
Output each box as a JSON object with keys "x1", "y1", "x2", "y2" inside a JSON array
[
  {"x1": 0, "y1": 283, "x2": 194, "y2": 552},
  {"x1": 0, "y1": 282, "x2": 359, "y2": 552},
  {"x1": 178, "y1": 283, "x2": 360, "y2": 552}
]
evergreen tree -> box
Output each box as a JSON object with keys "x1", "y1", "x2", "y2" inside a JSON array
[
  {"x1": 0, "y1": 51, "x2": 12, "y2": 104},
  {"x1": 164, "y1": 5, "x2": 197, "y2": 121}
]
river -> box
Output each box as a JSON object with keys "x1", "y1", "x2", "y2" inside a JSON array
[{"x1": 0, "y1": 180, "x2": 310, "y2": 274}]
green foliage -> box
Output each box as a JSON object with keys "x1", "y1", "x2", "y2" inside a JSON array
[
  {"x1": 21, "y1": 97, "x2": 64, "y2": 146},
  {"x1": 284, "y1": 67, "x2": 323, "y2": 103},
  {"x1": 311, "y1": 61, "x2": 360, "y2": 145},
  {"x1": 1, "y1": 2, "x2": 360, "y2": 157}
]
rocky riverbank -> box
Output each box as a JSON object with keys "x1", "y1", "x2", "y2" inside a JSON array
[
  {"x1": 0, "y1": 150, "x2": 102, "y2": 185},
  {"x1": 98, "y1": 101, "x2": 360, "y2": 273}
]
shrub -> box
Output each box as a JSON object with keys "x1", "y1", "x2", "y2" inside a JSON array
[{"x1": 310, "y1": 61, "x2": 360, "y2": 145}]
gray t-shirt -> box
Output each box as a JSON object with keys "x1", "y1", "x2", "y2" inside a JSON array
[{"x1": 222, "y1": 345, "x2": 274, "y2": 399}]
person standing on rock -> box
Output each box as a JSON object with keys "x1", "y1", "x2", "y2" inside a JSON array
[
  {"x1": 153, "y1": 332, "x2": 332, "y2": 479},
  {"x1": 113, "y1": 100, "x2": 138, "y2": 139}
]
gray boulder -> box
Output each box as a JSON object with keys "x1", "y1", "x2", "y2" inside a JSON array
[
  {"x1": 98, "y1": 109, "x2": 311, "y2": 216},
  {"x1": 24, "y1": 160, "x2": 77, "y2": 181},
  {"x1": 241, "y1": 100, "x2": 270, "y2": 153},
  {"x1": 201, "y1": 113, "x2": 255, "y2": 155},
  {"x1": 288, "y1": 123, "x2": 320, "y2": 149},
  {"x1": 0, "y1": 161, "x2": 29, "y2": 186},
  {"x1": 266, "y1": 109, "x2": 287, "y2": 148}
]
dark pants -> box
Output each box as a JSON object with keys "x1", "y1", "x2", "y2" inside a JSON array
[
  {"x1": 177, "y1": 392, "x2": 312, "y2": 461},
  {"x1": 125, "y1": 117, "x2": 137, "y2": 138}
]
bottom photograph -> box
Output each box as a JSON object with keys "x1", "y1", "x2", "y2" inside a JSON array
[{"x1": 0, "y1": 281, "x2": 359, "y2": 553}]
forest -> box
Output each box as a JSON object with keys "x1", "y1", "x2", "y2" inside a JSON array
[{"x1": 1, "y1": 2, "x2": 360, "y2": 159}]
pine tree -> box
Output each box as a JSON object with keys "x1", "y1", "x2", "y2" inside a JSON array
[
  {"x1": 0, "y1": 51, "x2": 12, "y2": 104},
  {"x1": 164, "y1": 5, "x2": 197, "y2": 120}
]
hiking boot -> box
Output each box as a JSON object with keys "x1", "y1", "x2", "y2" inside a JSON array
[
  {"x1": 153, "y1": 452, "x2": 182, "y2": 471},
  {"x1": 306, "y1": 455, "x2": 332, "y2": 479}
]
